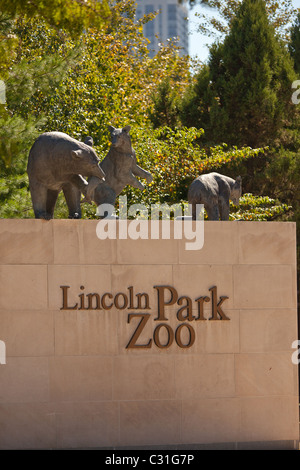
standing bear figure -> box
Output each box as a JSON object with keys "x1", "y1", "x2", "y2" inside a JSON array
[
  {"x1": 188, "y1": 172, "x2": 242, "y2": 220},
  {"x1": 82, "y1": 125, "x2": 153, "y2": 216},
  {"x1": 27, "y1": 131, "x2": 105, "y2": 219}
]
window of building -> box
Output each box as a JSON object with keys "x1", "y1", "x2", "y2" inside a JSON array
[
  {"x1": 167, "y1": 4, "x2": 177, "y2": 21},
  {"x1": 168, "y1": 19, "x2": 177, "y2": 38},
  {"x1": 136, "y1": 7, "x2": 143, "y2": 19},
  {"x1": 145, "y1": 4, "x2": 154, "y2": 14},
  {"x1": 145, "y1": 22, "x2": 154, "y2": 37}
]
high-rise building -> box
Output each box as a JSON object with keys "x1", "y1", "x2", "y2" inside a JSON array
[{"x1": 136, "y1": 0, "x2": 189, "y2": 57}]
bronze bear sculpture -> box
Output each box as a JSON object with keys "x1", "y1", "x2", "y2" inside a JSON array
[
  {"x1": 27, "y1": 131, "x2": 105, "y2": 219},
  {"x1": 82, "y1": 126, "x2": 153, "y2": 216},
  {"x1": 188, "y1": 172, "x2": 242, "y2": 220}
]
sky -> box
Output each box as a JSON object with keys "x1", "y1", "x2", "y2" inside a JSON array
[{"x1": 188, "y1": 0, "x2": 300, "y2": 62}]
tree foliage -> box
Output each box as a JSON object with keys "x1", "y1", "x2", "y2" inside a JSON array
[
  {"x1": 0, "y1": 0, "x2": 111, "y2": 37},
  {"x1": 289, "y1": 12, "x2": 300, "y2": 75}
]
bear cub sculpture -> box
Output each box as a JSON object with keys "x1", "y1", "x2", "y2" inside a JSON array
[
  {"x1": 27, "y1": 131, "x2": 105, "y2": 220},
  {"x1": 82, "y1": 125, "x2": 153, "y2": 216},
  {"x1": 188, "y1": 172, "x2": 242, "y2": 220}
]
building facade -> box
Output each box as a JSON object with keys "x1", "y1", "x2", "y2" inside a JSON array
[{"x1": 136, "y1": 0, "x2": 189, "y2": 57}]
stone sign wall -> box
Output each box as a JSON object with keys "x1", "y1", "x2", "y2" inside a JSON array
[{"x1": 0, "y1": 219, "x2": 298, "y2": 449}]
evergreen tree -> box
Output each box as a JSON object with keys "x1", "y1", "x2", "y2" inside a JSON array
[
  {"x1": 179, "y1": 64, "x2": 212, "y2": 132},
  {"x1": 182, "y1": 0, "x2": 296, "y2": 149},
  {"x1": 289, "y1": 12, "x2": 300, "y2": 74},
  {"x1": 149, "y1": 79, "x2": 180, "y2": 129},
  {"x1": 220, "y1": 0, "x2": 294, "y2": 148}
]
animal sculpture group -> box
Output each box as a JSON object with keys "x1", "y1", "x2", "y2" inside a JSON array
[
  {"x1": 27, "y1": 126, "x2": 242, "y2": 221},
  {"x1": 27, "y1": 125, "x2": 152, "y2": 220}
]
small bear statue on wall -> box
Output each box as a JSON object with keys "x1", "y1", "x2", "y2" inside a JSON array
[
  {"x1": 82, "y1": 125, "x2": 153, "y2": 216},
  {"x1": 188, "y1": 172, "x2": 242, "y2": 221}
]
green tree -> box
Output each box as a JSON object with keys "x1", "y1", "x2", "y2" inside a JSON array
[
  {"x1": 289, "y1": 12, "x2": 300, "y2": 74},
  {"x1": 0, "y1": 0, "x2": 106, "y2": 167},
  {"x1": 149, "y1": 79, "x2": 182, "y2": 129},
  {"x1": 179, "y1": 63, "x2": 214, "y2": 136},
  {"x1": 181, "y1": 0, "x2": 296, "y2": 149},
  {"x1": 0, "y1": 0, "x2": 111, "y2": 37},
  {"x1": 0, "y1": 16, "x2": 80, "y2": 166}
]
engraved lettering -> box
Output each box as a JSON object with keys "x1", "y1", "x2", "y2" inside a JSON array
[
  {"x1": 126, "y1": 313, "x2": 152, "y2": 349},
  {"x1": 101, "y1": 293, "x2": 113, "y2": 310},
  {"x1": 209, "y1": 286, "x2": 230, "y2": 320},
  {"x1": 153, "y1": 323, "x2": 174, "y2": 349},
  {"x1": 154, "y1": 285, "x2": 178, "y2": 321},
  {"x1": 175, "y1": 323, "x2": 195, "y2": 348},
  {"x1": 60, "y1": 286, "x2": 78, "y2": 310},
  {"x1": 176, "y1": 295, "x2": 195, "y2": 321},
  {"x1": 87, "y1": 293, "x2": 102, "y2": 310},
  {"x1": 195, "y1": 296, "x2": 210, "y2": 320},
  {"x1": 114, "y1": 292, "x2": 128, "y2": 310}
]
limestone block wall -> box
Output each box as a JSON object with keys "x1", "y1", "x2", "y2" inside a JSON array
[{"x1": 0, "y1": 219, "x2": 298, "y2": 449}]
